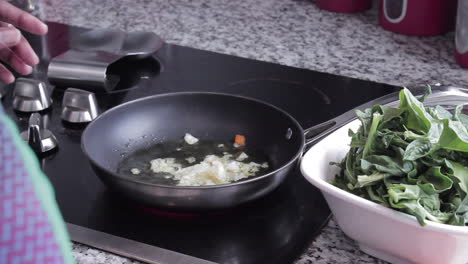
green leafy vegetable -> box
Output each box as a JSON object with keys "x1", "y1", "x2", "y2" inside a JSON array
[{"x1": 333, "y1": 87, "x2": 468, "y2": 226}]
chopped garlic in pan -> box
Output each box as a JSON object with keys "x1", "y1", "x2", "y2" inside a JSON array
[
  {"x1": 131, "y1": 168, "x2": 141, "y2": 175},
  {"x1": 150, "y1": 158, "x2": 182, "y2": 174},
  {"x1": 149, "y1": 153, "x2": 268, "y2": 186},
  {"x1": 236, "y1": 152, "x2": 248, "y2": 161},
  {"x1": 185, "y1": 157, "x2": 196, "y2": 163},
  {"x1": 184, "y1": 133, "x2": 199, "y2": 145}
]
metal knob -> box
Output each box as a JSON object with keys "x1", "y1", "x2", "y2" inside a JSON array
[
  {"x1": 24, "y1": 0, "x2": 35, "y2": 12},
  {"x1": 61, "y1": 88, "x2": 99, "y2": 123},
  {"x1": 9, "y1": 0, "x2": 35, "y2": 12},
  {"x1": 20, "y1": 113, "x2": 58, "y2": 154},
  {"x1": 12, "y1": 78, "x2": 52, "y2": 112}
]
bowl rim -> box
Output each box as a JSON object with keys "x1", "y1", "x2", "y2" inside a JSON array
[{"x1": 301, "y1": 119, "x2": 468, "y2": 235}]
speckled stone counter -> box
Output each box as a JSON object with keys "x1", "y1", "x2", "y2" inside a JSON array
[{"x1": 38, "y1": 0, "x2": 467, "y2": 263}]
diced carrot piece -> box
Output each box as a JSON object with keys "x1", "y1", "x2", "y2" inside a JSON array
[{"x1": 234, "y1": 134, "x2": 246, "y2": 146}]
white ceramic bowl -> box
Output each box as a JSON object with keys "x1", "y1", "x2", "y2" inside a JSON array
[{"x1": 301, "y1": 120, "x2": 468, "y2": 264}]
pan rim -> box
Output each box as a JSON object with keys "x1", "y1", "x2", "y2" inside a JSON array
[{"x1": 81, "y1": 91, "x2": 305, "y2": 189}]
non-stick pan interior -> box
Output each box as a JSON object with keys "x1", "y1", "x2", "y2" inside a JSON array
[{"x1": 82, "y1": 93, "x2": 304, "y2": 178}]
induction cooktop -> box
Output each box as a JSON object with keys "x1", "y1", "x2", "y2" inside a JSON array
[{"x1": 1, "y1": 22, "x2": 399, "y2": 264}]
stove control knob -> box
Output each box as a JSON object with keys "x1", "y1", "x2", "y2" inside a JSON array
[
  {"x1": 20, "y1": 113, "x2": 58, "y2": 154},
  {"x1": 24, "y1": 0, "x2": 36, "y2": 13},
  {"x1": 12, "y1": 78, "x2": 52, "y2": 112},
  {"x1": 61, "y1": 88, "x2": 99, "y2": 123}
]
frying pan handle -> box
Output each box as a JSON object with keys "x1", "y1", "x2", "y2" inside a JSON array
[
  {"x1": 303, "y1": 108, "x2": 357, "y2": 148},
  {"x1": 302, "y1": 84, "x2": 452, "y2": 148}
]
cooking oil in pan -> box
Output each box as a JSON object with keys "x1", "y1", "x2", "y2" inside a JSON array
[{"x1": 117, "y1": 140, "x2": 271, "y2": 186}]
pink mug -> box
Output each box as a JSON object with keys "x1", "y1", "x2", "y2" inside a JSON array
[
  {"x1": 379, "y1": 0, "x2": 457, "y2": 36},
  {"x1": 316, "y1": 0, "x2": 372, "y2": 13}
]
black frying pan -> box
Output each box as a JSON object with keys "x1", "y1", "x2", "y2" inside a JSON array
[{"x1": 81, "y1": 91, "x2": 399, "y2": 210}]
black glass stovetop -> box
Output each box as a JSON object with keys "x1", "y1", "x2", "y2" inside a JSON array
[{"x1": 1, "y1": 22, "x2": 399, "y2": 264}]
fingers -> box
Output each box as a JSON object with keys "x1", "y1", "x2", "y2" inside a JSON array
[
  {"x1": 0, "y1": 43, "x2": 33, "y2": 84},
  {"x1": 0, "y1": 0, "x2": 45, "y2": 84},
  {"x1": 0, "y1": 63, "x2": 14, "y2": 84},
  {"x1": 0, "y1": 27, "x2": 21, "y2": 47},
  {"x1": 0, "y1": 46, "x2": 32, "y2": 76},
  {"x1": 0, "y1": 1, "x2": 47, "y2": 35},
  {"x1": 10, "y1": 34, "x2": 39, "y2": 65},
  {"x1": 0, "y1": 22, "x2": 40, "y2": 65}
]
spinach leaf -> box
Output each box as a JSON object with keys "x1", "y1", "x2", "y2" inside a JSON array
[
  {"x1": 404, "y1": 139, "x2": 434, "y2": 161},
  {"x1": 388, "y1": 184, "x2": 452, "y2": 225},
  {"x1": 356, "y1": 109, "x2": 372, "y2": 136},
  {"x1": 445, "y1": 160, "x2": 468, "y2": 199},
  {"x1": 356, "y1": 172, "x2": 387, "y2": 187},
  {"x1": 428, "y1": 105, "x2": 453, "y2": 120},
  {"x1": 438, "y1": 119, "x2": 468, "y2": 152},
  {"x1": 361, "y1": 155, "x2": 412, "y2": 177},
  {"x1": 453, "y1": 104, "x2": 468, "y2": 129},
  {"x1": 448, "y1": 195, "x2": 468, "y2": 225},
  {"x1": 372, "y1": 105, "x2": 404, "y2": 128},
  {"x1": 420, "y1": 167, "x2": 453, "y2": 193},
  {"x1": 399, "y1": 88, "x2": 433, "y2": 133},
  {"x1": 362, "y1": 113, "x2": 382, "y2": 159}
]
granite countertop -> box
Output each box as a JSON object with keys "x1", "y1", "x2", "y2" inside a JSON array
[{"x1": 38, "y1": 0, "x2": 467, "y2": 263}]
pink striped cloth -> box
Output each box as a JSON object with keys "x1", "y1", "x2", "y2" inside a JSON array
[{"x1": 0, "y1": 111, "x2": 74, "y2": 264}]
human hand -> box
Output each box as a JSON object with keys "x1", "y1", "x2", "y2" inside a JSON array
[{"x1": 0, "y1": 0, "x2": 48, "y2": 84}]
